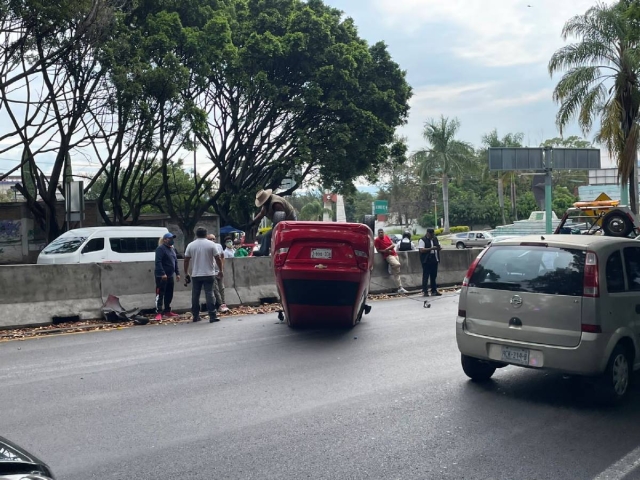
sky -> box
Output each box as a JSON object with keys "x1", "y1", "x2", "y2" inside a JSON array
[
  {"x1": 323, "y1": 0, "x2": 614, "y2": 164},
  {"x1": 0, "y1": 0, "x2": 617, "y2": 180}
]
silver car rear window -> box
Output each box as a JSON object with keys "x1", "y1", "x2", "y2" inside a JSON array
[{"x1": 469, "y1": 245, "x2": 586, "y2": 296}]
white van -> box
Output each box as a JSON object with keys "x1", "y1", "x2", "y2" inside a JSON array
[{"x1": 37, "y1": 227, "x2": 170, "y2": 264}]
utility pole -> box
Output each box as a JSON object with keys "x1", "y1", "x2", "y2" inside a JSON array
[{"x1": 543, "y1": 146, "x2": 553, "y2": 235}]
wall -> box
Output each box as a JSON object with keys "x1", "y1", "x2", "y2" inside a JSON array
[{"x1": 0, "y1": 249, "x2": 481, "y2": 329}]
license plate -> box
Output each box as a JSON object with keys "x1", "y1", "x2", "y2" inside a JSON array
[
  {"x1": 311, "y1": 248, "x2": 332, "y2": 259},
  {"x1": 501, "y1": 346, "x2": 530, "y2": 366}
]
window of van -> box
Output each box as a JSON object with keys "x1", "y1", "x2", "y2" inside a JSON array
[
  {"x1": 82, "y1": 238, "x2": 105, "y2": 254},
  {"x1": 41, "y1": 236, "x2": 87, "y2": 254},
  {"x1": 469, "y1": 245, "x2": 586, "y2": 296},
  {"x1": 109, "y1": 237, "x2": 158, "y2": 254}
]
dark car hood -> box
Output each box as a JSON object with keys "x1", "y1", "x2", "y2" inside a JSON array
[{"x1": 0, "y1": 436, "x2": 54, "y2": 478}]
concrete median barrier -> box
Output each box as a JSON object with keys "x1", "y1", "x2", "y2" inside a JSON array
[
  {"x1": 98, "y1": 260, "x2": 241, "y2": 312},
  {"x1": 0, "y1": 263, "x2": 103, "y2": 328},
  {"x1": 232, "y1": 256, "x2": 278, "y2": 305},
  {"x1": 0, "y1": 248, "x2": 479, "y2": 329}
]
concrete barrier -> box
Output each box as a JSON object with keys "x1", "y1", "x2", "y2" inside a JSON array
[
  {"x1": 0, "y1": 249, "x2": 480, "y2": 329},
  {"x1": 232, "y1": 256, "x2": 279, "y2": 304},
  {"x1": 369, "y1": 249, "x2": 480, "y2": 294},
  {"x1": 0, "y1": 263, "x2": 103, "y2": 328},
  {"x1": 98, "y1": 260, "x2": 241, "y2": 313}
]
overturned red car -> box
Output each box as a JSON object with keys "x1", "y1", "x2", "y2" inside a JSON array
[{"x1": 272, "y1": 220, "x2": 374, "y2": 328}]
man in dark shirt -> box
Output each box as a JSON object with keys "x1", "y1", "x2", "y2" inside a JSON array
[
  {"x1": 154, "y1": 233, "x2": 181, "y2": 320},
  {"x1": 418, "y1": 228, "x2": 441, "y2": 297}
]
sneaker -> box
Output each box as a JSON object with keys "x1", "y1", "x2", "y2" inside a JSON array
[
  {"x1": 193, "y1": 317, "x2": 201, "y2": 323},
  {"x1": 153, "y1": 314, "x2": 163, "y2": 321},
  {"x1": 432, "y1": 291, "x2": 442, "y2": 297},
  {"x1": 219, "y1": 304, "x2": 230, "y2": 313},
  {"x1": 164, "y1": 312, "x2": 180, "y2": 318},
  {"x1": 209, "y1": 312, "x2": 220, "y2": 323},
  {"x1": 398, "y1": 288, "x2": 408, "y2": 294}
]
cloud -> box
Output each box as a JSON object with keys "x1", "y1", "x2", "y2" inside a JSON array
[{"x1": 372, "y1": 0, "x2": 612, "y2": 67}]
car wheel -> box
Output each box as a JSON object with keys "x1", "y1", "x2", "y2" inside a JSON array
[
  {"x1": 363, "y1": 215, "x2": 376, "y2": 232},
  {"x1": 599, "y1": 345, "x2": 632, "y2": 402},
  {"x1": 456, "y1": 242, "x2": 465, "y2": 249},
  {"x1": 461, "y1": 354, "x2": 496, "y2": 382},
  {"x1": 602, "y1": 210, "x2": 634, "y2": 237}
]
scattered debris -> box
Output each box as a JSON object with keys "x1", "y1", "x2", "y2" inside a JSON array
[{"x1": 0, "y1": 287, "x2": 463, "y2": 342}]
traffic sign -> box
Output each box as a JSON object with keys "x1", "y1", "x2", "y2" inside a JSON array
[
  {"x1": 373, "y1": 200, "x2": 388, "y2": 215},
  {"x1": 489, "y1": 147, "x2": 601, "y2": 171}
]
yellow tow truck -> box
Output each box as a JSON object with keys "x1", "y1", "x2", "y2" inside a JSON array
[{"x1": 554, "y1": 193, "x2": 639, "y2": 237}]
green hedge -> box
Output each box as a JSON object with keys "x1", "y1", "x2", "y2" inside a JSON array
[{"x1": 433, "y1": 226, "x2": 470, "y2": 236}]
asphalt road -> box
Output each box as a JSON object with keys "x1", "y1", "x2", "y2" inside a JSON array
[{"x1": 2, "y1": 295, "x2": 640, "y2": 480}]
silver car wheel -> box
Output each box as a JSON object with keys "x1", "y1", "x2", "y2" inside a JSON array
[{"x1": 612, "y1": 353, "x2": 629, "y2": 396}]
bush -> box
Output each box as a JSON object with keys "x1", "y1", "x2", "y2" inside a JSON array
[{"x1": 430, "y1": 226, "x2": 470, "y2": 236}]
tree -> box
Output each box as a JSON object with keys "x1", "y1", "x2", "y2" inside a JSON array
[
  {"x1": 0, "y1": 0, "x2": 122, "y2": 241},
  {"x1": 541, "y1": 136, "x2": 591, "y2": 190},
  {"x1": 549, "y1": 1, "x2": 640, "y2": 213},
  {"x1": 412, "y1": 116, "x2": 474, "y2": 234},
  {"x1": 185, "y1": 0, "x2": 412, "y2": 230},
  {"x1": 377, "y1": 137, "x2": 426, "y2": 226},
  {"x1": 480, "y1": 130, "x2": 524, "y2": 224},
  {"x1": 299, "y1": 200, "x2": 332, "y2": 221},
  {"x1": 344, "y1": 190, "x2": 375, "y2": 223}
]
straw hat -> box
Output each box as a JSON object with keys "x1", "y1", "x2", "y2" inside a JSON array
[{"x1": 255, "y1": 189, "x2": 273, "y2": 207}]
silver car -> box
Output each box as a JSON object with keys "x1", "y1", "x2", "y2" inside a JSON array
[
  {"x1": 456, "y1": 234, "x2": 640, "y2": 401},
  {"x1": 454, "y1": 231, "x2": 494, "y2": 249}
]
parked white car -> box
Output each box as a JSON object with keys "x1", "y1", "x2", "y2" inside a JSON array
[
  {"x1": 37, "y1": 226, "x2": 170, "y2": 264},
  {"x1": 454, "y1": 231, "x2": 494, "y2": 249}
]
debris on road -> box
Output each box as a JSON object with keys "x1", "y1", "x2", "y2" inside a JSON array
[{"x1": 0, "y1": 288, "x2": 462, "y2": 342}]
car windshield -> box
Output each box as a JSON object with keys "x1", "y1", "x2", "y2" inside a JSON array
[
  {"x1": 469, "y1": 245, "x2": 586, "y2": 296},
  {"x1": 41, "y1": 236, "x2": 87, "y2": 254}
]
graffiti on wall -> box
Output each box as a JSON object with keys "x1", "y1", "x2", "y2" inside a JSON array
[
  {"x1": 0, "y1": 220, "x2": 21, "y2": 241},
  {"x1": 0, "y1": 220, "x2": 22, "y2": 261}
]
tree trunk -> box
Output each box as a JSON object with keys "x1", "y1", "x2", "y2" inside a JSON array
[
  {"x1": 632, "y1": 150, "x2": 638, "y2": 215},
  {"x1": 442, "y1": 173, "x2": 450, "y2": 234},
  {"x1": 498, "y1": 177, "x2": 506, "y2": 225}
]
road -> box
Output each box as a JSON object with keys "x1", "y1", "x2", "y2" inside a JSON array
[{"x1": 2, "y1": 295, "x2": 640, "y2": 480}]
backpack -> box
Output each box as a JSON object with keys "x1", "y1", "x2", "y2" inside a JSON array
[{"x1": 398, "y1": 238, "x2": 413, "y2": 252}]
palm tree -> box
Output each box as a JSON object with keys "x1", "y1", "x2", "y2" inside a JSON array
[
  {"x1": 299, "y1": 200, "x2": 333, "y2": 221},
  {"x1": 412, "y1": 116, "x2": 474, "y2": 233},
  {"x1": 549, "y1": 1, "x2": 640, "y2": 213}
]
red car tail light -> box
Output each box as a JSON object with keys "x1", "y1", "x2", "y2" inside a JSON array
[
  {"x1": 583, "y1": 251, "x2": 599, "y2": 298},
  {"x1": 462, "y1": 248, "x2": 489, "y2": 287},
  {"x1": 274, "y1": 247, "x2": 289, "y2": 268}
]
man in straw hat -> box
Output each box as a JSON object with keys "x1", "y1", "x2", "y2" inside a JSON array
[
  {"x1": 253, "y1": 189, "x2": 297, "y2": 224},
  {"x1": 252, "y1": 189, "x2": 297, "y2": 256}
]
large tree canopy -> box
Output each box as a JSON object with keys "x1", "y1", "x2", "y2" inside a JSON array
[{"x1": 179, "y1": 0, "x2": 411, "y2": 226}]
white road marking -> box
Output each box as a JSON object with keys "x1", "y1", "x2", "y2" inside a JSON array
[{"x1": 594, "y1": 446, "x2": 640, "y2": 480}]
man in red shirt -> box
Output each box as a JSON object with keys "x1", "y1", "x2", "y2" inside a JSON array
[{"x1": 374, "y1": 228, "x2": 407, "y2": 294}]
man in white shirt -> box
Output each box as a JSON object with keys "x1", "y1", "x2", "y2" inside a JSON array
[
  {"x1": 184, "y1": 227, "x2": 223, "y2": 323},
  {"x1": 208, "y1": 233, "x2": 229, "y2": 313}
]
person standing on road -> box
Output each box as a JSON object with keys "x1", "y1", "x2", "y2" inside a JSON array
[
  {"x1": 208, "y1": 233, "x2": 229, "y2": 313},
  {"x1": 419, "y1": 228, "x2": 442, "y2": 297},
  {"x1": 184, "y1": 227, "x2": 223, "y2": 323},
  {"x1": 374, "y1": 228, "x2": 407, "y2": 294},
  {"x1": 154, "y1": 233, "x2": 181, "y2": 321}
]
